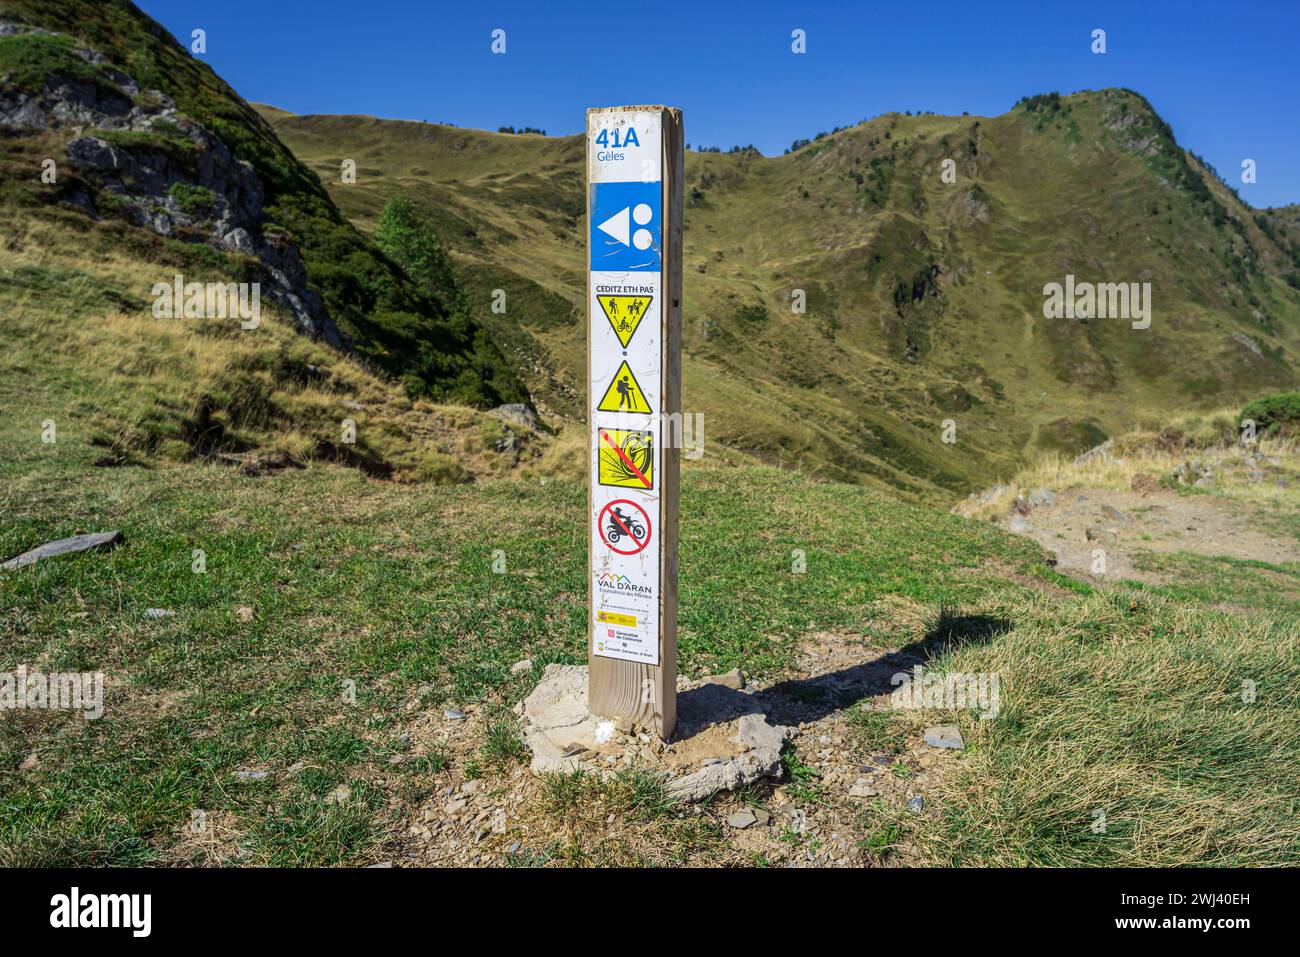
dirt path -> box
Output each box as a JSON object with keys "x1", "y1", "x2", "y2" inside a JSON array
[{"x1": 997, "y1": 483, "x2": 1298, "y2": 583}]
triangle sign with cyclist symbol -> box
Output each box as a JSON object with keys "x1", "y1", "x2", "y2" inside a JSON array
[{"x1": 597, "y1": 293, "x2": 653, "y2": 348}]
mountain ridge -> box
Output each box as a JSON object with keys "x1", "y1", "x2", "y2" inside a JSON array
[
  {"x1": 260, "y1": 88, "x2": 1300, "y2": 499},
  {"x1": 0, "y1": 0, "x2": 526, "y2": 408}
]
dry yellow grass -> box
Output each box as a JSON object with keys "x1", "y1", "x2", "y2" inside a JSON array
[
  {"x1": 954, "y1": 417, "x2": 1299, "y2": 522},
  {"x1": 910, "y1": 590, "x2": 1300, "y2": 866},
  {"x1": 1, "y1": 210, "x2": 548, "y2": 483}
]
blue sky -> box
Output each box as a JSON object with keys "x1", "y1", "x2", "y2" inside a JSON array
[{"x1": 138, "y1": 0, "x2": 1299, "y2": 207}]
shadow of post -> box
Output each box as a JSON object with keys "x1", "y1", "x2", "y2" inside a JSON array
[{"x1": 753, "y1": 613, "x2": 1013, "y2": 729}]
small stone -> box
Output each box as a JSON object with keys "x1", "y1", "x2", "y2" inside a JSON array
[
  {"x1": 445, "y1": 799, "x2": 468, "y2": 815},
  {"x1": 444, "y1": 708, "x2": 466, "y2": 721},
  {"x1": 510, "y1": 658, "x2": 534, "y2": 674},
  {"x1": 1008, "y1": 516, "x2": 1029, "y2": 533},
  {"x1": 507, "y1": 842, "x2": 521, "y2": 854},
  {"x1": 726, "y1": 809, "x2": 759, "y2": 829},
  {"x1": 908, "y1": 796, "x2": 925, "y2": 814},
  {"x1": 235, "y1": 770, "x2": 269, "y2": 782},
  {"x1": 1100, "y1": 504, "x2": 1130, "y2": 525},
  {"x1": 753, "y1": 809, "x2": 771, "y2": 826},
  {"x1": 491, "y1": 403, "x2": 541, "y2": 433},
  {"x1": 701, "y1": 667, "x2": 745, "y2": 690},
  {"x1": 1, "y1": 530, "x2": 124, "y2": 571},
  {"x1": 235, "y1": 605, "x2": 255, "y2": 622},
  {"x1": 923, "y1": 725, "x2": 965, "y2": 750},
  {"x1": 849, "y1": 779, "x2": 879, "y2": 798},
  {"x1": 144, "y1": 608, "x2": 175, "y2": 619},
  {"x1": 327, "y1": 784, "x2": 351, "y2": 804},
  {"x1": 1085, "y1": 526, "x2": 1118, "y2": 547}
]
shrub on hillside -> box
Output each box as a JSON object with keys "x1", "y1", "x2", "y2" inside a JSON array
[
  {"x1": 374, "y1": 197, "x2": 464, "y2": 317},
  {"x1": 167, "y1": 182, "x2": 216, "y2": 217},
  {"x1": 1241, "y1": 392, "x2": 1300, "y2": 436}
]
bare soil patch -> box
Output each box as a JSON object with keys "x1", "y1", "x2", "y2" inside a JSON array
[{"x1": 999, "y1": 485, "x2": 1299, "y2": 583}]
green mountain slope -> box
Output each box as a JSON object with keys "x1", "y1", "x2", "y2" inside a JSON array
[
  {"x1": 261, "y1": 91, "x2": 1300, "y2": 500},
  {"x1": 0, "y1": 0, "x2": 525, "y2": 408},
  {"x1": 3, "y1": 421, "x2": 1297, "y2": 865}
]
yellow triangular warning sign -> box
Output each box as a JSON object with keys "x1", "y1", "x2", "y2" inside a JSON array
[
  {"x1": 597, "y1": 294, "x2": 653, "y2": 348},
  {"x1": 597, "y1": 360, "x2": 652, "y2": 414}
]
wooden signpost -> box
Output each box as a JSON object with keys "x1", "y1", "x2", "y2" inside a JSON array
[{"x1": 586, "y1": 106, "x2": 683, "y2": 740}]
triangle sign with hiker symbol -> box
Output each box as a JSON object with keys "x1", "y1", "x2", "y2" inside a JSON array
[{"x1": 596, "y1": 360, "x2": 652, "y2": 414}]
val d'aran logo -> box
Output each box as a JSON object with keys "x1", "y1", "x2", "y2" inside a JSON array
[{"x1": 597, "y1": 572, "x2": 652, "y2": 594}]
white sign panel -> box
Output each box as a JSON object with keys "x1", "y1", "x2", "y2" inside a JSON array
[{"x1": 589, "y1": 109, "x2": 664, "y2": 666}]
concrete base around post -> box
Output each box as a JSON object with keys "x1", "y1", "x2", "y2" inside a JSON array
[{"x1": 518, "y1": 663, "x2": 790, "y2": 802}]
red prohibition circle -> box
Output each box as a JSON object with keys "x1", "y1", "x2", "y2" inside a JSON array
[{"x1": 598, "y1": 498, "x2": 652, "y2": 555}]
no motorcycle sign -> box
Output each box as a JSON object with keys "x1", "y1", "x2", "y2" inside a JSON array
[{"x1": 598, "y1": 498, "x2": 651, "y2": 554}]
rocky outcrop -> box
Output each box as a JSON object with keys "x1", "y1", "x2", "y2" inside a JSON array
[{"x1": 0, "y1": 21, "x2": 343, "y2": 347}]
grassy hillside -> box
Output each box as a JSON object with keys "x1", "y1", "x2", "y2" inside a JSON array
[
  {"x1": 3, "y1": 408, "x2": 1296, "y2": 865},
  {"x1": 0, "y1": 204, "x2": 548, "y2": 481},
  {"x1": 0, "y1": 0, "x2": 525, "y2": 407},
  {"x1": 261, "y1": 92, "x2": 1300, "y2": 501}
]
